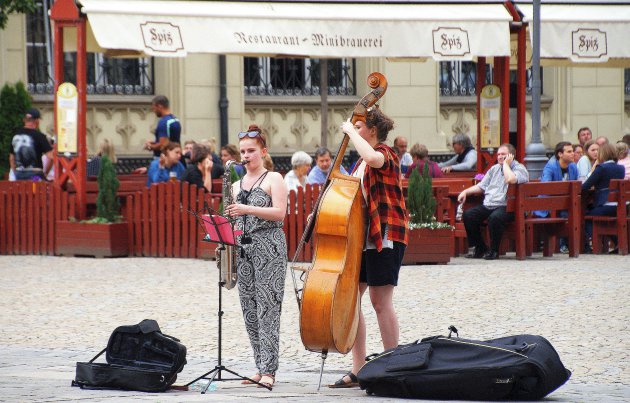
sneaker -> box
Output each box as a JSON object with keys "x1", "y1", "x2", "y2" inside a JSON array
[{"x1": 559, "y1": 245, "x2": 569, "y2": 254}]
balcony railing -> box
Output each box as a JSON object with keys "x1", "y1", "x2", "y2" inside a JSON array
[{"x1": 244, "y1": 57, "x2": 356, "y2": 96}]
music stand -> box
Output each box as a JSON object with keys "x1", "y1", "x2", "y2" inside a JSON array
[{"x1": 177, "y1": 207, "x2": 271, "y2": 393}]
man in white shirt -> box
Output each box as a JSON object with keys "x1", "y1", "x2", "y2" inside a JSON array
[
  {"x1": 393, "y1": 136, "x2": 412, "y2": 174},
  {"x1": 457, "y1": 143, "x2": 529, "y2": 260}
]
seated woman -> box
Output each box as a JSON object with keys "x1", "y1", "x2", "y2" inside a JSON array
[
  {"x1": 181, "y1": 143, "x2": 213, "y2": 192},
  {"x1": 576, "y1": 139, "x2": 599, "y2": 182},
  {"x1": 220, "y1": 143, "x2": 246, "y2": 176},
  {"x1": 146, "y1": 142, "x2": 186, "y2": 187},
  {"x1": 87, "y1": 139, "x2": 117, "y2": 177},
  {"x1": 438, "y1": 133, "x2": 477, "y2": 173},
  {"x1": 284, "y1": 151, "x2": 312, "y2": 193},
  {"x1": 582, "y1": 142, "x2": 625, "y2": 252},
  {"x1": 616, "y1": 141, "x2": 630, "y2": 180},
  {"x1": 404, "y1": 143, "x2": 443, "y2": 178}
]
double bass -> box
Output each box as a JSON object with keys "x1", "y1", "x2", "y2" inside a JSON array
[{"x1": 297, "y1": 73, "x2": 388, "y2": 361}]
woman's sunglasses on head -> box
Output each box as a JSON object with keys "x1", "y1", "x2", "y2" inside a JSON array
[
  {"x1": 238, "y1": 131, "x2": 260, "y2": 139},
  {"x1": 238, "y1": 130, "x2": 266, "y2": 146}
]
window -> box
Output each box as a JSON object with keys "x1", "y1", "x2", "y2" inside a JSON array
[
  {"x1": 439, "y1": 61, "x2": 537, "y2": 96},
  {"x1": 244, "y1": 57, "x2": 355, "y2": 96},
  {"x1": 625, "y1": 69, "x2": 630, "y2": 95},
  {"x1": 26, "y1": 0, "x2": 153, "y2": 96}
]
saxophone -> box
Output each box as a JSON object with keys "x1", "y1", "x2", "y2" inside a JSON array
[{"x1": 216, "y1": 160, "x2": 241, "y2": 290}]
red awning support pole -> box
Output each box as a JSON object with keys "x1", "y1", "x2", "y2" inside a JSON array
[
  {"x1": 476, "y1": 57, "x2": 486, "y2": 173},
  {"x1": 504, "y1": 0, "x2": 527, "y2": 162},
  {"x1": 50, "y1": 0, "x2": 87, "y2": 220}
]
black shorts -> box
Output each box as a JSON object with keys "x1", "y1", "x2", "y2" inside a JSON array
[{"x1": 359, "y1": 241, "x2": 406, "y2": 286}]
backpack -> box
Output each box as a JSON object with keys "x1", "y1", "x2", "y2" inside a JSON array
[{"x1": 72, "y1": 319, "x2": 187, "y2": 392}]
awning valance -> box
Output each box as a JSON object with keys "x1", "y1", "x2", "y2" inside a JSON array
[
  {"x1": 518, "y1": 4, "x2": 630, "y2": 66},
  {"x1": 78, "y1": 0, "x2": 512, "y2": 59}
]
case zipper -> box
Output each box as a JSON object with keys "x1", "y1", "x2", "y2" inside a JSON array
[{"x1": 438, "y1": 337, "x2": 528, "y2": 358}]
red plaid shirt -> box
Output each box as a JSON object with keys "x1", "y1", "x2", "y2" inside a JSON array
[{"x1": 353, "y1": 143, "x2": 409, "y2": 251}]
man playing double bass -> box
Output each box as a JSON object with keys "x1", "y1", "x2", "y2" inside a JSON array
[{"x1": 328, "y1": 107, "x2": 409, "y2": 388}]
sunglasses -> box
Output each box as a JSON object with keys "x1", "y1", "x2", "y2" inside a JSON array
[
  {"x1": 238, "y1": 131, "x2": 260, "y2": 139},
  {"x1": 238, "y1": 130, "x2": 266, "y2": 146}
]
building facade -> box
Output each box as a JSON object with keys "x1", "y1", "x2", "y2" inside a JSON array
[{"x1": 1, "y1": 7, "x2": 629, "y2": 160}]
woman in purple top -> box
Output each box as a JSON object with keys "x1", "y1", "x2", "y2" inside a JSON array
[{"x1": 404, "y1": 143, "x2": 444, "y2": 179}]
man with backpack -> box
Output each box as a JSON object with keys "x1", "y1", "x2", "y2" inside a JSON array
[{"x1": 10, "y1": 108, "x2": 53, "y2": 181}]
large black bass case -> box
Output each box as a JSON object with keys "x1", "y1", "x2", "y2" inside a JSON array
[
  {"x1": 357, "y1": 328, "x2": 570, "y2": 400},
  {"x1": 72, "y1": 319, "x2": 187, "y2": 392}
]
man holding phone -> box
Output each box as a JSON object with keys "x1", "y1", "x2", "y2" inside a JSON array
[{"x1": 457, "y1": 144, "x2": 529, "y2": 260}]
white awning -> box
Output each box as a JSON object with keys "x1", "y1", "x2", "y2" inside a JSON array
[
  {"x1": 519, "y1": 4, "x2": 630, "y2": 66},
  {"x1": 78, "y1": 0, "x2": 512, "y2": 60}
]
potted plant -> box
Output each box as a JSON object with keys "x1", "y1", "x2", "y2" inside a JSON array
[
  {"x1": 56, "y1": 155, "x2": 129, "y2": 257},
  {"x1": 403, "y1": 163, "x2": 453, "y2": 265}
]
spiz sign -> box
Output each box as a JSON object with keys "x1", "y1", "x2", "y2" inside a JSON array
[
  {"x1": 572, "y1": 28, "x2": 607, "y2": 61},
  {"x1": 140, "y1": 22, "x2": 185, "y2": 56},
  {"x1": 432, "y1": 27, "x2": 470, "y2": 58}
]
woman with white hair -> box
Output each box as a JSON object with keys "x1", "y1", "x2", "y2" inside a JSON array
[{"x1": 284, "y1": 150, "x2": 312, "y2": 193}]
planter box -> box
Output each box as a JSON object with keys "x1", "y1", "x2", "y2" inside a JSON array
[
  {"x1": 56, "y1": 221, "x2": 129, "y2": 258},
  {"x1": 403, "y1": 227, "x2": 452, "y2": 265}
]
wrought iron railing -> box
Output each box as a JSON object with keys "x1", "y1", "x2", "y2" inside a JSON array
[
  {"x1": 25, "y1": 0, "x2": 153, "y2": 96},
  {"x1": 244, "y1": 57, "x2": 356, "y2": 96},
  {"x1": 439, "y1": 61, "x2": 537, "y2": 96}
]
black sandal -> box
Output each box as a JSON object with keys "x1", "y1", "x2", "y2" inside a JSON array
[{"x1": 328, "y1": 371, "x2": 359, "y2": 388}]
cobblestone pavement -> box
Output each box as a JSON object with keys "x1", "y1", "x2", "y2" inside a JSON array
[{"x1": 0, "y1": 254, "x2": 628, "y2": 402}]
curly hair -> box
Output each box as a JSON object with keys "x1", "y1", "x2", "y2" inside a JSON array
[{"x1": 365, "y1": 108, "x2": 395, "y2": 143}]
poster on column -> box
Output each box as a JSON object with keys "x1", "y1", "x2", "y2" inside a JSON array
[
  {"x1": 480, "y1": 84, "x2": 501, "y2": 149},
  {"x1": 56, "y1": 83, "x2": 78, "y2": 154}
]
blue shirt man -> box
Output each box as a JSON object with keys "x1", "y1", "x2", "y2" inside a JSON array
[
  {"x1": 534, "y1": 141, "x2": 579, "y2": 249},
  {"x1": 306, "y1": 147, "x2": 348, "y2": 185},
  {"x1": 144, "y1": 95, "x2": 181, "y2": 157}
]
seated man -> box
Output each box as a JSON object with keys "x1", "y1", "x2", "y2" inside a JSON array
[
  {"x1": 439, "y1": 133, "x2": 477, "y2": 173},
  {"x1": 457, "y1": 144, "x2": 529, "y2": 260},
  {"x1": 535, "y1": 141, "x2": 578, "y2": 253},
  {"x1": 393, "y1": 136, "x2": 413, "y2": 174},
  {"x1": 306, "y1": 147, "x2": 347, "y2": 185}
]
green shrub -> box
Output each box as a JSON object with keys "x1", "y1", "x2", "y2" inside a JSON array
[
  {"x1": 0, "y1": 82, "x2": 31, "y2": 178},
  {"x1": 95, "y1": 155, "x2": 121, "y2": 222},
  {"x1": 407, "y1": 162, "x2": 436, "y2": 226},
  {"x1": 407, "y1": 163, "x2": 452, "y2": 230}
]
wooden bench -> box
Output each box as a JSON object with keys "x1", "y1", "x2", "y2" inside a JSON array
[
  {"x1": 586, "y1": 179, "x2": 630, "y2": 255},
  {"x1": 513, "y1": 181, "x2": 582, "y2": 259},
  {"x1": 447, "y1": 181, "x2": 581, "y2": 259}
]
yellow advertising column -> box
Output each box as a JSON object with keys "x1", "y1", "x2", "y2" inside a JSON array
[
  {"x1": 56, "y1": 83, "x2": 78, "y2": 154},
  {"x1": 479, "y1": 84, "x2": 501, "y2": 150}
]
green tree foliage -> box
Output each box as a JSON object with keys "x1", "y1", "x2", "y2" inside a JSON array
[
  {"x1": 0, "y1": 82, "x2": 31, "y2": 178},
  {"x1": 96, "y1": 155, "x2": 121, "y2": 223},
  {"x1": 0, "y1": 0, "x2": 36, "y2": 30},
  {"x1": 407, "y1": 162, "x2": 436, "y2": 225}
]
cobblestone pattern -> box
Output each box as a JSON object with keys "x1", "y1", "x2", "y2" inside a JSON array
[{"x1": 0, "y1": 255, "x2": 628, "y2": 402}]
